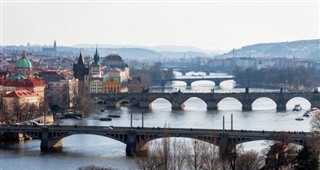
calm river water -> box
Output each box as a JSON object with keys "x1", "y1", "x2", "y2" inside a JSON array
[{"x1": 0, "y1": 72, "x2": 314, "y2": 170}]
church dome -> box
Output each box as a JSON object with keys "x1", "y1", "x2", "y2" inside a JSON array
[
  {"x1": 106, "y1": 52, "x2": 122, "y2": 60},
  {"x1": 16, "y1": 53, "x2": 33, "y2": 69}
]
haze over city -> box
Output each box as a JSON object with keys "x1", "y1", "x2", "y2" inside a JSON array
[{"x1": 1, "y1": 0, "x2": 319, "y2": 51}]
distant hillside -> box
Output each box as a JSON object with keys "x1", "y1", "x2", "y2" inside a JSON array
[
  {"x1": 217, "y1": 39, "x2": 320, "y2": 59},
  {"x1": 73, "y1": 45, "x2": 214, "y2": 61}
]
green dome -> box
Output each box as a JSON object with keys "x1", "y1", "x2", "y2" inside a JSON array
[{"x1": 16, "y1": 56, "x2": 33, "y2": 69}]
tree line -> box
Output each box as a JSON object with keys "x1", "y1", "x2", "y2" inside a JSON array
[{"x1": 233, "y1": 67, "x2": 316, "y2": 90}]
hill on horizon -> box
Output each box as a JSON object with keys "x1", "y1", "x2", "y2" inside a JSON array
[{"x1": 217, "y1": 39, "x2": 320, "y2": 59}]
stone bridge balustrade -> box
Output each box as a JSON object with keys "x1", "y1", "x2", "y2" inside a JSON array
[
  {"x1": 93, "y1": 90, "x2": 320, "y2": 111},
  {"x1": 0, "y1": 126, "x2": 310, "y2": 157}
]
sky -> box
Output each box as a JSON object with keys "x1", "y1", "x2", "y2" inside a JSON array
[{"x1": 0, "y1": 0, "x2": 319, "y2": 51}]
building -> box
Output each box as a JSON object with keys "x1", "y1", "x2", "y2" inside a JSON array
[
  {"x1": 0, "y1": 53, "x2": 46, "y2": 103},
  {"x1": 88, "y1": 48, "x2": 104, "y2": 94},
  {"x1": 73, "y1": 50, "x2": 131, "y2": 94},
  {"x1": 128, "y1": 77, "x2": 142, "y2": 93},
  {"x1": 90, "y1": 77, "x2": 104, "y2": 94},
  {"x1": 3, "y1": 90, "x2": 40, "y2": 115},
  {"x1": 73, "y1": 51, "x2": 89, "y2": 94},
  {"x1": 103, "y1": 53, "x2": 130, "y2": 82},
  {"x1": 103, "y1": 76, "x2": 120, "y2": 93},
  {"x1": 15, "y1": 52, "x2": 33, "y2": 78},
  {"x1": 43, "y1": 73, "x2": 78, "y2": 109}
]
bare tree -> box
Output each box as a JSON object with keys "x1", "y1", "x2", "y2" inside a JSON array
[
  {"x1": 236, "y1": 150, "x2": 260, "y2": 170},
  {"x1": 0, "y1": 100, "x2": 14, "y2": 124},
  {"x1": 264, "y1": 132, "x2": 297, "y2": 169},
  {"x1": 171, "y1": 138, "x2": 189, "y2": 170}
]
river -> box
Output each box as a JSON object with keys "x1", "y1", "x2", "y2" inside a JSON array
[{"x1": 0, "y1": 72, "x2": 313, "y2": 170}]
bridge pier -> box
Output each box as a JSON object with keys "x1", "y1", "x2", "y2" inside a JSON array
[
  {"x1": 138, "y1": 101, "x2": 150, "y2": 108},
  {"x1": 171, "y1": 101, "x2": 183, "y2": 110},
  {"x1": 276, "y1": 104, "x2": 286, "y2": 112},
  {"x1": 105, "y1": 101, "x2": 117, "y2": 109},
  {"x1": 242, "y1": 102, "x2": 252, "y2": 111},
  {"x1": 40, "y1": 128, "x2": 62, "y2": 151},
  {"x1": 186, "y1": 81, "x2": 192, "y2": 87},
  {"x1": 206, "y1": 101, "x2": 218, "y2": 110},
  {"x1": 218, "y1": 133, "x2": 236, "y2": 159},
  {"x1": 126, "y1": 131, "x2": 148, "y2": 157}
]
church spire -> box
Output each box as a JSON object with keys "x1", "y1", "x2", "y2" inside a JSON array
[
  {"x1": 77, "y1": 50, "x2": 85, "y2": 65},
  {"x1": 93, "y1": 46, "x2": 99, "y2": 65},
  {"x1": 53, "y1": 40, "x2": 57, "y2": 50}
]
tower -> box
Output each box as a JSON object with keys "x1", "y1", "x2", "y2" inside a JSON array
[
  {"x1": 53, "y1": 40, "x2": 57, "y2": 51},
  {"x1": 90, "y1": 47, "x2": 102, "y2": 76},
  {"x1": 73, "y1": 51, "x2": 89, "y2": 94}
]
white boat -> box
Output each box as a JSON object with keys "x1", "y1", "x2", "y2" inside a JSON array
[
  {"x1": 303, "y1": 108, "x2": 320, "y2": 117},
  {"x1": 292, "y1": 104, "x2": 302, "y2": 111}
]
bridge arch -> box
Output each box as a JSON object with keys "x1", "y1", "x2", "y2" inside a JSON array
[
  {"x1": 170, "y1": 80, "x2": 187, "y2": 87},
  {"x1": 218, "y1": 97, "x2": 242, "y2": 110},
  {"x1": 286, "y1": 97, "x2": 311, "y2": 111},
  {"x1": 190, "y1": 80, "x2": 215, "y2": 87},
  {"x1": 149, "y1": 98, "x2": 172, "y2": 109},
  {"x1": 219, "y1": 80, "x2": 236, "y2": 89},
  {"x1": 182, "y1": 97, "x2": 208, "y2": 110},
  {"x1": 116, "y1": 98, "x2": 131, "y2": 107},
  {"x1": 252, "y1": 97, "x2": 277, "y2": 110}
]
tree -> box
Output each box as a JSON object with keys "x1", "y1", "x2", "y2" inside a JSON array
[
  {"x1": 236, "y1": 150, "x2": 260, "y2": 170},
  {"x1": 264, "y1": 132, "x2": 297, "y2": 169},
  {"x1": 295, "y1": 144, "x2": 319, "y2": 170},
  {"x1": 70, "y1": 83, "x2": 93, "y2": 115},
  {"x1": 172, "y1": 139, "x2": 189, "y2": 170},
  {"x1": 0, "y1": 100, "x2": 15, "y2": 124}
]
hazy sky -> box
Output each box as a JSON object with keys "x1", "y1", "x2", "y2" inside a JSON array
[{"x1": 0, "y1": 0, "x2": 319, "y2": 51}]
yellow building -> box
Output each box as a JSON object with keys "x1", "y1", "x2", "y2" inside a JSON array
[{"x1": 103, "y1": 76, "x2": 120, "y2": 93}]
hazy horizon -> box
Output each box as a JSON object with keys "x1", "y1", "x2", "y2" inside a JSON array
[{"x1": 1, "y1": 1, "x2": 319, "y2": 51}]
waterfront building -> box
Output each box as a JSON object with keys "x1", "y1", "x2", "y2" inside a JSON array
[
  {"x1": 43, "y1": 72, "x2": 78, "y2": 109},
  {"x1": 103, "y1": 75, "x2": 121, "y2": 93},
  {"x1": 128, "y1": 77, "x2": 142, "y2": 93},
  {"x1": 2, "y1": 90, "x2": 40, "y2": 114},
  {"x1": 90, "y1": 77, "x2": 104, "y2": 94}
]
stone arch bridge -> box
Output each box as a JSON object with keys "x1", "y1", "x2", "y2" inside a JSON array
[
  {"x1": 0, "y1": 125, "x2": 310, "y2": 156},
  {"x1": 156, "y1": 77, "x2": 233, "y2": 87},
  {"x1": 91, "y1": 90, "x2": 320, "y2": 111}
]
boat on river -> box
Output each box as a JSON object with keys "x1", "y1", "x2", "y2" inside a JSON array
[
  {"x1": 303, "y1": 108, "x2": 320, "y2": 117},
  {"x1": 99, "y1": 117, "x2": 112, "y2": 121},
  {"x1": 292, "y1": 104, "x2": 302, "y2": 111},
  {"x1": 108, "y1": 115, "x2": 121, "y2": 118}
]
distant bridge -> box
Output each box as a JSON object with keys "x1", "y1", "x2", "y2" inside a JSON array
[
  {"x1": 0, "y1": 125, "x2": 310, "y2": 156},
  {"x1": 91, "y1": 89, "x2": 320, "y2": 111},
  {"x1": 155, "y1": 76, "x2": 234, "y2": 87}
]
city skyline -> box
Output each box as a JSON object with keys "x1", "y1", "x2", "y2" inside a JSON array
[{"x1": 0, "y1": 0, "x2": 319, "y2": 51}]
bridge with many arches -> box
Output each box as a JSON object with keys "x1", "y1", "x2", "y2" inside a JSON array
[
  {"x1": 92, "y1": 89, "x2": 320, "y2": 111},
  {"x1": 0, "y1": 125, "x2": 310, "y2": 156}
]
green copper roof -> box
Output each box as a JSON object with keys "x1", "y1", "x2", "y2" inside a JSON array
[
  {"x1": 8, "y1": 73, "x2": 27, "y2": 81},
  {"x1": 16, "y1": 53, "x2": 33, "y2": 69}
]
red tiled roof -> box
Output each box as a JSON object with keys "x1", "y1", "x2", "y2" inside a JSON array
[
  {"x1": 4, "y1": 89, "x2": 39, "y2": 98},
  {"x1": 4, "y1": 77, "x2": 46, "y2": 87}
]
